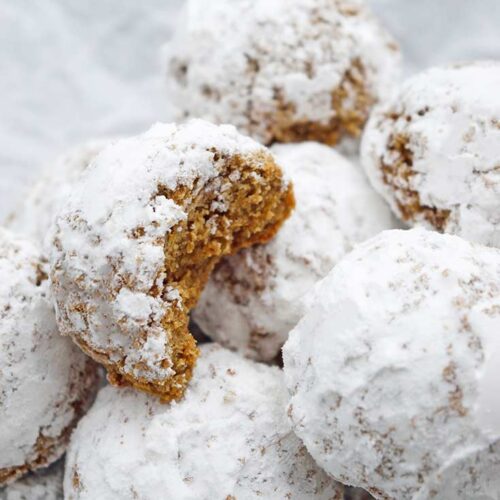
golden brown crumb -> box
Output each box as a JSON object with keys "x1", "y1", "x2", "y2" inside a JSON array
[
  {"x1": 71, "y1": 151, "x2": 294, "y2": 402},
  {"x1": 267, "y1": 59, "x2": 375, "y2": 146}
]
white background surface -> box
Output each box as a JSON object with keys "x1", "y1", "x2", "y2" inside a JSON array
[{"x1": 1, "y1": 0, "x2": 500, "y2": 220}]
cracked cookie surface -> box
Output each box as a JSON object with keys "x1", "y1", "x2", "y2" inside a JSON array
[
  {"x1": 362, "y1": 61, "x2": 500, "y2": 247},
  {"x1": 64, "y1": 344, "x2": 343, "y2": 500},
  {"x1": 166, "y1": 0, "x2": 400, "y2": 146}
]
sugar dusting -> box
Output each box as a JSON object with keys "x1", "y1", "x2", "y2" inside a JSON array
[
  {"x1": 6, "y1": 140, "x2": 110, "y2": 248},
  {"x1": 194, "y1": 142, "x2": 396, "y2": 361},
  {"x1": 64, "y1": 344, "x2": 343, "y2": 499},
  {"x1": 361, "y1": 61, "x2": 500, "y2": 247},
  {"x1": 284, "y1": 228, "x2": 500, "y2": 499},
  {"x1": 0, "y1": 229, "x2": 96, "y2": 484},
  {"x1": 50, "y1": 120, "x2": 272, "y2": 385},
  {"x1": 165, "y1": 0, "x2": 401, "y2": 145}
]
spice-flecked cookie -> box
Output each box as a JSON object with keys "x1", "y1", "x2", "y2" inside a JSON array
[
  {"x1": 50, "y1": 120, "x2": 294, "y2": 401},
  {"x1": 284, "y1": 228, "x2": 500, "y2": 500},
  {"x1": 64, "y1": 344, "x2": 344, "y2": 500},
  {"x1": 0, "y1": 460, "x2": 63, "y2": 500},
  {"x1": 166, "y1": 0, "x2": 400, "y2": 146},
  {"x1": 5, "y1": 141, "x2": 108, "y2": 247},
  {"x1": 361, "y1": 61, "x2": 500, "y2": 247},
  {"x1": 194, "y1": 142, "x2": 395, "y2": 361},
  {"x1": 0, "y1": 229, "x2": 97, "y2": 486}
]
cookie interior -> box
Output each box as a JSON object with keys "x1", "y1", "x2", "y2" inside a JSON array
[
  {"x1": 266, "y1": 59, "x2": 374, "y2": 146},
  {"x1": 380, "y1": 131, "x2": 450, "y2": 230},
  {"x1": 109, "y1": 149, "x2": 294, "y2": 401}
]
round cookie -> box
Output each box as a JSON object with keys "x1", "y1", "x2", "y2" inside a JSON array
[
  {"x1": 166, "y1": 0, "x2": 400, "y2": 146},
  {"x1": 0, "y1": 229, "x2": 97, "y2": 486},
  {"x1": 194, "y1": 142, "x2": 395, "y2": 361},
  {"x1": 0, "y1": 461, "x2": 63, "y2": 500},
  {"x1": 64, "y1": 344, "x2": 344, "y2": 500},
  {"x1": 283, "y1": 228, "x2": 500, "y2": 499},
  {"x1": 50, "y1": 120, "x2": 294, "y2": 401},
  {"x1": 5, "y1": 141, "x2": 108, "y2": 247},
  {"x1": 361, "y1": 61, "x2": 500, "y2": 247}
]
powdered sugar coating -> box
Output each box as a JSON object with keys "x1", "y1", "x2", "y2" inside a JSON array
[
  {"x1": 6, "y1": 141, "x2": 108, "y2": 247},
  {"x1": 166, "y1": 0, "x2": 400, "y2": 146},
  {"x1": 49, "y1": 120, "x2": 281, "y2": 389},
  {"x1": 0, "y1": 229, "x2": 97, "y2": 485},
  {"x1": 361, "y1": 61, "x2": 500, "y2": 247},
  {"x1": 64, "y1": 344, "x2": 343, "y2": 500},
  {"x1": 194, "y1": 142, "x2": 395, "y2": 361},
  {"x1": 284, "y1": 229, "x2": 500, "y2": 499},
  {"x1": 0, "y1": 461, "x2": 63, "y2": 500},
  {"x1": 346, "y1": 489, "x2": 374, "y2": 500}
]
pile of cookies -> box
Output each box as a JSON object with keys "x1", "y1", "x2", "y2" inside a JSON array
[{"x1": 1, "y1": 1, "x2": 499, "y2": 499}]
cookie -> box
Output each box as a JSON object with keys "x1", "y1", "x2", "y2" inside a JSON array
[
  {"x1": 284, "y1": 228, "x2": 500, "y2": 499},
  {"x1": 166, "y1": 0, "x2": 400, "y2": 146},
  {"x1": 0, "y1": 229, "x2": 97, "y2": 486},
  {"x1": 362, "y1": 61, "x2": 500, "y2": 247},
  {"x1": 5, "y1": 141, "x2": 107, "y2": 247},
  {"x1": 50, "y1": 120, "x2": 294, "y2": 401},
  {"x1": 64, "y1": 344, "x2": 343, "y2": 500}
]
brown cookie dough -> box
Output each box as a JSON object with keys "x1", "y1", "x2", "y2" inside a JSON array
[
  {"x1": 166, "y1": 0, "x2": 401, "y2": 146},
  {"x1": 50, "y1": 120, "x2": 294, "y2": 402}
]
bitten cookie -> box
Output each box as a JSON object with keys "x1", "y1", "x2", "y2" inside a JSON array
[
  {"x1": 194, "y1": 142, "x2": 395, "y2": 361},
  {"x1": 0, "y1": 229, "x2": 97, "y2": 486},
  {"x1": 64, "y1": 344, "x2": 344, "y2": 500},
  {"x1": 5, "y1": 141, "x2": 107, "y2": 247},
  {"x1": 50, "y1": 120, "x2": 294, "y2": 401},
  {"x1": 361, "y1": 61, "x2": 500, "y2": 247},
  {"x1": 166, "y1": 0, "x2": 400, "y2": 146},
  {"x1": 284, "y1": 229, "x2": 500, "y2": 500}
]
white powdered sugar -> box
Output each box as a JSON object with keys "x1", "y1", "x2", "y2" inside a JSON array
[
  {"x1": 283, "y1": 228, "x2": 500, "y2": 499},
  {"x1": 0, "y1": 229, "x2": 96, "y2": 485},
  {"x1": 6, "y1": 141, "x2": 109, "y2": 248},
  {"x1": 49, "y1": 120, "x2": 271, "y2": 386},
  {"x1": 361, "y1": 61, "x2": 500, "y2": 247},
  {"x1": 64, "y1": 344, "x2": 343, "y2": 500},
  {"x1": 0, "y1": 461, "x2": 63, "y2": 500},
  {"x1": 194, "y1": 142, "x2": 395, "y2": 361},
  {"x1": 166, "y1": 0, "x2": 401, "y2": 145}
]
